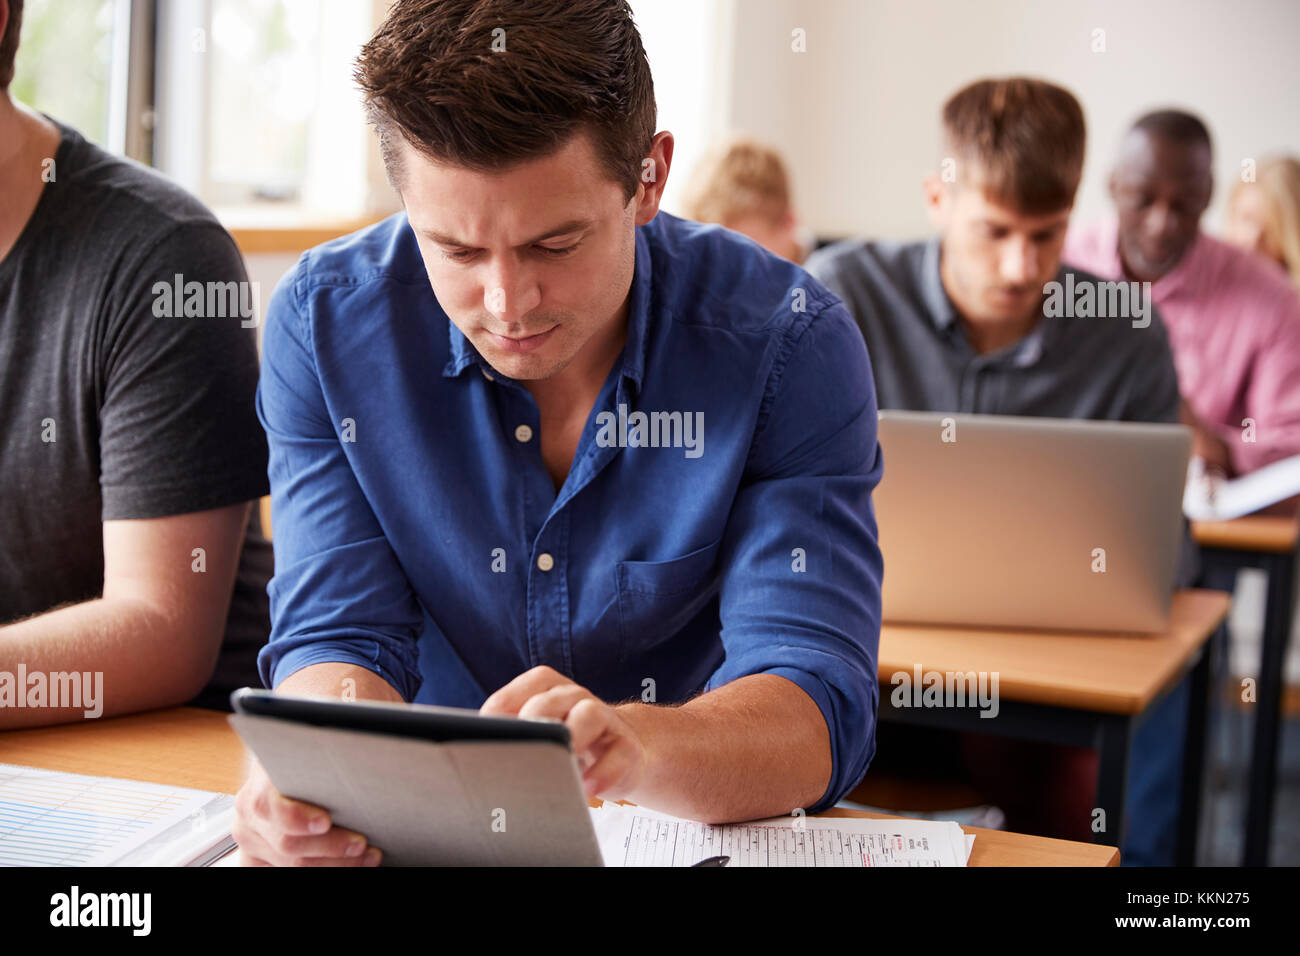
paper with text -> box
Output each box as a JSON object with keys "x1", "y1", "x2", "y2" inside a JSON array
[{"x1": 591, "y1": 804, "x2": 972, "y2": 866}]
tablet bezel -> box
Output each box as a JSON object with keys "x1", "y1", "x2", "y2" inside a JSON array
[{"x1": 230, "y1": 688, "x2": 571, "y2": 749}]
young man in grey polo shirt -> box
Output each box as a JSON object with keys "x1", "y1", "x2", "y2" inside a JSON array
[{"x1": 806, "y1": 77, "x2": 1187, "y2": 866}]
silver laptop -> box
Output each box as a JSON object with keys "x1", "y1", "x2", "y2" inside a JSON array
[{"x1": 875, "y1": 411, "x2": 1191, "y2": 633}]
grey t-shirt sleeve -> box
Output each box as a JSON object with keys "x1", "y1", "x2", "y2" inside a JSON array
[{"x1": 98, "y1": 221, "x2": 269, "y2": 519}]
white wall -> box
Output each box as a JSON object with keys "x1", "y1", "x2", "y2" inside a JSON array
[
  {"x1": 720, "y1": 0, "x2": 1300, "y2": 241},
  {"x1": 630, "y1": 0, "x2": 736, "y2": 216}
]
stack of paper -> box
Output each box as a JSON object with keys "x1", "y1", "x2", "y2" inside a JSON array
[
  {"x1": 1184, "y1": 453, "x2": 1300, "y2": 520},
  {"x1": 0, "y1": 763, "x2": 234, "y2": 867},
  {"x1": 590, "y1": 803, "x2": 973, "y2": 866}
]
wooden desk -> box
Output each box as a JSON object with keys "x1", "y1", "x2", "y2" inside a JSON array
[
  {"x1": 1193, "y1": 513, "x2": 1300, "y2": 865},
  {"x1": 0, "y1": 708, "x2": 1117, "y2": 867},
  {"x1": 1193, "y1": 514, "x2": 1300, "y2": 554},
  {"x1": 878, "y1": 589, "x2": 1230, "y2": 865}
]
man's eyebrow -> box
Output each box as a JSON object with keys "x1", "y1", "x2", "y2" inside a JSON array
[{"x1": 421, "y1": 219, "x2": 596, "y2": 248}]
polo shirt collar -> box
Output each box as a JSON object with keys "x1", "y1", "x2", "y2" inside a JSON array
[
  {"x1": 920, "y1": 237, "x2": 960, "y2": 332},
  {"x1": 443, "y1": 224, "x2": 652, "y2": 392}
]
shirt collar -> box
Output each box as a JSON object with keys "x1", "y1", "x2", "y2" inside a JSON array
[
  {"x1": 1010, "y1": 320, "x2": 1048, "y2": 367},
  {"x1": 443, "y1": 223, "x2": 653, "y2": 392},
  {"x1": 920, "y1": 236, "x2": 960, "y2": 332}
]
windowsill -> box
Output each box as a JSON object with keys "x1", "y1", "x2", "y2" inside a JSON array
[{"x1": 216, "y1": 205, "x2": 396, "y2": 255}]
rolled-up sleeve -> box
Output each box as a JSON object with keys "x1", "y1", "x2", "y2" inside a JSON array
[
  {"x1": 706, "y1": 292, "x2": 884, "y2": 813},
  {"x1": 256, "y1": 263, "x2": 426, "y2": 698}
]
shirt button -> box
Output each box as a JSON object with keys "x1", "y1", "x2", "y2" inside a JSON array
[
  {"x1": 515, "y1": 424, "x2": 533, "y2": 443},
  {"x1": 536, "y1": 553, "x2": 554, "y2": 572}
]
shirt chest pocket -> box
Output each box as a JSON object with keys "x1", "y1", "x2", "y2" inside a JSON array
[{"x1": 616, "y1": 537, "x2": 723, "y2": 660}]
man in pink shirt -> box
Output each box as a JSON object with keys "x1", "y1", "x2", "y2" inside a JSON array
[{"x1": 1066, "y1": 110, "x2": 1300, "y2": 477}]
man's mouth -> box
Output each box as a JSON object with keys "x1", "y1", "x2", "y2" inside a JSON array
[{"x1": 485, "y1": 325, "x2": 558, "y2": 353}]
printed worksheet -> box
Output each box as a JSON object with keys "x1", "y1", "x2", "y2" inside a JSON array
[
  {"x1": 590, "y1": 803, "x2": 973, "y2": 867},
  {"x1": 0, "y1": 763, "x2": 228, "y2": 867}
]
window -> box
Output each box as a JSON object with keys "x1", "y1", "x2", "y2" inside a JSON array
[
  {"x1": 155, "y1": 0, "x2": 394, "y2": 227},
  {"x1": 11, "y1": 0, "x2": 116, "y2": 146},
  {"x1": 205, "y1": 0, "x2": 319, "y2": 206}
]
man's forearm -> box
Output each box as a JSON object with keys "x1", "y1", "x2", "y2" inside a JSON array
[
  {"x1": 0, "y1": 597, "x2": 218, "y2": 728},
  {"x1": 274, "y1": 662, "x2": 404, "y2": 703},
  {"x1": 615, "y1": 673, "x2": 833, "y2": 824}
]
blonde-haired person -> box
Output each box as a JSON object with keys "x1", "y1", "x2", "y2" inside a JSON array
[
  {"x1": 1225, "y1": 155, "x2": 1300, "y2": 288},
  {"x1": 680, "y1": 136, "x2": 811, "y2": 263}
]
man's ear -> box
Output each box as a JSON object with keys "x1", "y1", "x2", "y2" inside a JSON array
[
  {"x1": 634, "y1": 131, "x2": 674, "y2": 225},
  {"x1": 923, "y1": 174, "x2": 947, "y2": 231}
]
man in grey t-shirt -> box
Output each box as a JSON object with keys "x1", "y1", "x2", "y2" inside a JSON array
[
  {"x1": 806, "y1": 78, "x2": 1188, "y2": 866},
  {"x1": 0, "y1": 2, "x2": 269, "y2": 726}
]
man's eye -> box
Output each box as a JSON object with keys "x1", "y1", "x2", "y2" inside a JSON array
[
  {"x1": 443, "y1": 248, "x2": 477, "y2": 262},
  {"x1": 537, "y1": 241, "x2": 581, "y2": 258}
]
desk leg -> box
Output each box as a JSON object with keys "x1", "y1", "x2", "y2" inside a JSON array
[
  {"x1": 1244, "y1": 549, "x2": 1296, "y2": 866},
  {"x1": 1177, "y1": 644, "x2": 1211, "y2": 866},
  {"x1": 1095, "y1": 716, "x2": 1131, "y2": 850}
]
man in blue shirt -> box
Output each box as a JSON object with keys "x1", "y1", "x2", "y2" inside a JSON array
[{"x1": 232, "y1": 0, "x2": 883, "y2": 866}]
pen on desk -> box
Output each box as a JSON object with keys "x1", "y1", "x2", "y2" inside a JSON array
[{"x1": 691, "y1": 855, "x2": 729, "y2": 867}]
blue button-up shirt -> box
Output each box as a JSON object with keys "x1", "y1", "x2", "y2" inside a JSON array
[{"x1": 256, "y1": 211, "x2": 883, "y2": 810}]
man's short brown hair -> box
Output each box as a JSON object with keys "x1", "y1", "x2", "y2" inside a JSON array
[
  {"x1": 941, "y1": 77, "x2": 1086, "y2": 214},
  {"x1": 1, "y1": 0, "x2": 24, "y2": 89},
  {"x1": 354, "y1": 0, "x2": 656, "y2": 201}
]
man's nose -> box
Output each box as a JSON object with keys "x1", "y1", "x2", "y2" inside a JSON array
[
  {"x1": 482, "y1": 260, "x2": 541, "y2": 323},
  {"x1": 1144, "y1": 202, "x2": 1178, "y2": 239},
  {"x1": 1001, "y1": 239, "x2": 1038, "y2": 284}
]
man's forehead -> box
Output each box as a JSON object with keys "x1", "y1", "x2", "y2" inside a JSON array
[
  {"x1": 400, "y1": 133, "x2": 622, "y2": 238},
  {"x1": 401, "y1": 128, "x2": 609, "y2": 192},
  {"x1": 1117, "y1": 129, "x2": 1211, "y2": 181}
]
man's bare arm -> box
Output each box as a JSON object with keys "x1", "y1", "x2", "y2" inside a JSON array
[
  {"x1": 615, "y1": 674, "x2": 832, "y2": 823},
  {"x1": 272, "y1": 662, "x2": 404, "y2": 703},
  {"x1": 0, "y1": 502, "x2": 250, "y2": 728},
  {"x1": 483, "y1": 667, "x2": 833, "y2": 824}
]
